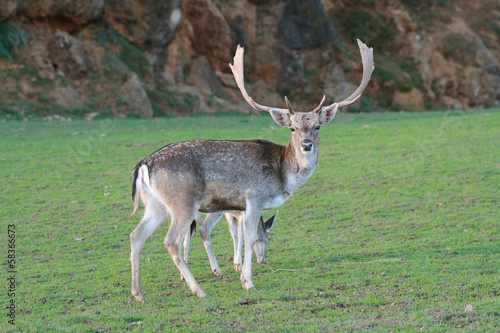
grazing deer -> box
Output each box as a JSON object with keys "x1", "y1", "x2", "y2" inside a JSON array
[
  {"x1": 129, "y1": 39, "x2": 374, "y2": 301},
  {"x1": 182, "y1": 211, "x2": 277, "y2": 277}
]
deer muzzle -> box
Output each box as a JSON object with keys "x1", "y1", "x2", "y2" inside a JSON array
[{"x1": 301, "y1": 139, "x2": 314, "y2": 152}]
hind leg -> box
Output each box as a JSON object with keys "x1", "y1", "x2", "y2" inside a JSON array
[{"x1": 130, "y1": 199, "x2": 168, "y2": 302}]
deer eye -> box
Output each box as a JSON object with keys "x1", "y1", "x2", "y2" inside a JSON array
[
  {"x1": 290, "y1": 127, "x2": 296, "y2": 132},
  {"x1": 315, "y1": 125, "x2": 321, "y2": 131}
]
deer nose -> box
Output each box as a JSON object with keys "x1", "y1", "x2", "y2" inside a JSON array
[{"x1": 301, "y1": 140, "x2": 313, "y2": 151}]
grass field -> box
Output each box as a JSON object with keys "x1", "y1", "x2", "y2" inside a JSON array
[{"x1": 1, "y1": 109, "x2": 499, "y2": 332}]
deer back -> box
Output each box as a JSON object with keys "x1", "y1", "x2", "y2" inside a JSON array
[{"x1": 133, "y1": 139, "x2": 296, "y2": 213}]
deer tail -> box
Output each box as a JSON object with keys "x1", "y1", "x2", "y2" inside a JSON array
[{"x1": 128, "y1": 163, "x2": 151, "y2": 219}]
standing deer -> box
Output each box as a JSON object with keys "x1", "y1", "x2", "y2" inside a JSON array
[
  {"x1": 129, "y1": 39, "x2": 374, "y2": 301},
  {"x1": 182, "y1": 211, "x2": 277, "y2": 277}
]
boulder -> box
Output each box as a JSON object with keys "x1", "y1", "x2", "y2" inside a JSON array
[
  {"x1": 393, "y1": 88, "x2": 424, "y2": 111},
  {"x1": 184, "y1": 56, "x2": 225, "y2": 96},
  {"x1": 122, "y1": 73, "x2": 153, "y2": 118},
  {"x1": 29, "y1": 40, "x2": 55, "y2": 79},
  {"x1": 50, "y1": 86, "x2": 84, "y2": 109},
  {"x1": 0, "y1": 0, "x2": 18, "y2": 21},
  {"x1": 48, "y1": 30, "x2": 90, "y2": 78},
  {"x1": 18, "y1": 0, "x2": 104, "y2": 26},
  {"x1": 324, "y1": 63, "x2": 353, "y2": 106}
]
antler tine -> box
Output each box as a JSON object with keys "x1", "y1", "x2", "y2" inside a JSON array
[
  {"x1": 312, "y1": 95, "x2": 326, "y2": 113},
  {"x1": 284, "y1": 96, "x2": 295, "y2": 115},
  {"x1": 229, "y1": 45, "x2": 289, "y2": 114},
  {"x1": 323, "y1": 39, "x2": 375, "y2": 111}
]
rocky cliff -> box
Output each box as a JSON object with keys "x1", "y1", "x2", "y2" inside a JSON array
[{"x1": 1, "y1": 0, "x2": 499, "y2": 119}]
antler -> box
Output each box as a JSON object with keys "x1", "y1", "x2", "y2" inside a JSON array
[
  {"x1": 322, "y1": 39, "x2": 375, "y2": 112},
  {"x1": 284, "y1": 96, "x2": 295, "y2": 115},
  {"x1": 229, "y1": 45, "x2": 289, "y2": 114},
  {"x1": 230, "y1": 39, "x2": 374, "y2": 114},
  {"x1": 312, "y1": 95, "x2": 326, "y2": 112}
]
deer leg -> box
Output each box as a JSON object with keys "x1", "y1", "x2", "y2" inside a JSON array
[
  {"x1": 241, "y1": 202, "x2": 262, "y2": 290},
  {"x1": 182, "y1": 220, "x2": 196, "y2": 263},
  {"x1": 225, "y1": 212, "x2": 241, "y2": 271},
  {"x1": 200, "y1": 212, "x2": 224, "y2": 277},
  {"x1": 164, "y1": 212, "x2": 209, "y2": 298},
  {"x1": 180, "y1": 220, "x2": 197, "y2": 280},
  {"x1": 233, "y1": 212, "x2": 244, "y2": 272},
  {"x1": 130, "y1": 201, "x2": 167, "y2": 303}
]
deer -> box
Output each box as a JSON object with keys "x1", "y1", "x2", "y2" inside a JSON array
[
  {"x1": 182, "y1": 211, "x2": 277, "y2": 278},
  {"x1": 129, "y1": 39, "x2": 374, "y2": 301}
]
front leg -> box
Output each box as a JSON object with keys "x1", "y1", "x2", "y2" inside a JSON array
[
  {"x1": 180, "y1": 220, "x2": 196, "y2": 281},
  {"x1": 227, "y1": 212, "x2": 244, "y2": 272},
  {"x1": 241, "y1": 200, "x2": 262, "y2": 290},
  {"x1": 182, "y1": 220, "x2": 196, "y2": 263},
  {"x1": 200, "y1": 212, "x2": 224, "y2": 277}
]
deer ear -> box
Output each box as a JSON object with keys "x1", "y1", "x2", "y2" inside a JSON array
[
  {"x1": 318, "y1": 104, "x2": 338, "y2": 124},
  {"x1": 264, "y1": 212, "x2": 278, "y2": 233},
  {"x1": 270, "y1": 110, "x2": 291, "y2": 127}
]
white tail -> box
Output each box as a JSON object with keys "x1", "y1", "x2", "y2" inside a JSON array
[{"x1": 129, "y1": 39, "x2": 374, "y2": 301}]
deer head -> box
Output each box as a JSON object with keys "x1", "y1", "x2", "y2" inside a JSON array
[
  {"x1": 229, "y1": 39, "x2": 375, "y2": 155},
  {"x1": 253, "y1": 212, "x2": 278, "y2": 264}
]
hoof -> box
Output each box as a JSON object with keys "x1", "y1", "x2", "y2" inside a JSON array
[
  {"x1": 241, "y1": 279, "x2": 256, "y2": 291},
  {"x1": 132, "y1": 291, "x2": 144, "y2": 303},
  {"x1": 195, "y1": 290, "x2": 210, "y2": 298},
  {"x1": 243, "y1": 284, "x2": 257, "y2": 291},
  {"x1": 213, "y1": 269, "x2": 223, "y2": 277}
]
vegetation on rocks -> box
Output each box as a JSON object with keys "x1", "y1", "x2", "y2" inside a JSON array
[{"x1": 1, "y1": 0, "x2": 500, "y2": 118}]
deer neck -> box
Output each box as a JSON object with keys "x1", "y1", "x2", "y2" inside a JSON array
[{"x1": 282, "y1": 139, "x2": 319, "y2": 194}]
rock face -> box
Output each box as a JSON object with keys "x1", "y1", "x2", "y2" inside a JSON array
[
  {"x1": 276, "y1": 0, "x2": 347, "y2": 108},
  {"x1": 278, "y1": 0, "x2": 336, "y2": 49},
  {"x1": 181, "y1": 0, "x2": 233, "y2": 72},
  {"x1": 1, "y1": 0, "x2": 500, "y2": 117},
  {"x1": 410, "y1": 17, "x2": 500, "y2": 110},
  {"x1": 105, "y1": 0, "x2": 182, "y2": 81},
  {"x1": 13, "y1": 0, "x2": 104, "y2": 29}
]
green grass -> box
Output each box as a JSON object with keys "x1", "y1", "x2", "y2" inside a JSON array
[{"x1": 1, "y1": 110, "x2": 499, "y2": 331}]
